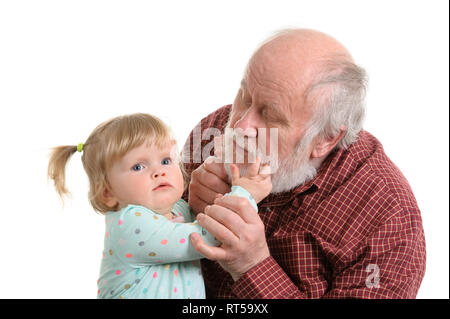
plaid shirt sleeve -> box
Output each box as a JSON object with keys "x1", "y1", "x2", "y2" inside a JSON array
[
  {"x1": 231, "y1": 256, "x2": 307, "y2": 298},
  {"x1": 323, "y1": 208, "x2": 426, "y2": 299},
  {"x1": 231, "y1": 207, "x2": 425, "y2": 299}
]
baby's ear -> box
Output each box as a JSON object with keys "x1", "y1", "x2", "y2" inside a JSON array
[{"x1": 101, "y1": 188, "x2": 119, "y2": 208}]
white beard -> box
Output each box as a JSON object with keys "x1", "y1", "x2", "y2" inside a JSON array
[
  {"x1": 220, "y1": 125, "x2": 319, "y2": 194},
  {"x1": 269, "y1": 140, "x2": 318, "y2": 194}
]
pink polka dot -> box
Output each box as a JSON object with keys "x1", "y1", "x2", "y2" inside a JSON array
[
  {"x1": 161, "y1": 239, "x2": 168, "y2": 245},
  {"x1": 179, "y1": 238, "x2": 186, "y2": 244},
  {"x1": 125, "y1": 253, "x2": 133, "y2": 258},
  {"x1": 118, "y1": 219, "x2": 123, "y2": 226},
  {"x1": 106, "y1": 232, "x2": 109, "y2": 238},
  {"x1": 153, "y1": 272, "x2": 158, "y2": 278},
  {"x1": 115, "y1": 270, "x2": 121, "y2": 276},
  {"x1": 174, "y1": 287, "x2": 178, "y2": 293}
]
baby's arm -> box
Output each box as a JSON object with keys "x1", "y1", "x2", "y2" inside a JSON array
[{"x1": 114, "y1": 205, "x2": 219, "y2": 267}]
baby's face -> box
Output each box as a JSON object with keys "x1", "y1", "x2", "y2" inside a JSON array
[{"x1": 106, "y1": 139, "x2": 184, "y2": 215}]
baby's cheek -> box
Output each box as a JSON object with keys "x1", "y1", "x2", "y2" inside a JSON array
[{"x1": 174, "y1": 169, "x2": 186, "y2": 195}]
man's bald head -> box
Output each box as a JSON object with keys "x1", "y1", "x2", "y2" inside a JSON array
[
  {"x1": 247, "y1": 29, "x2": 353, "y2": 97},
  {"x1": 254, "y1": 28, "x2": 353, "y2": 62},
  {"x1": 245, "y1": 28, "x2": 367, "y2": 149}
]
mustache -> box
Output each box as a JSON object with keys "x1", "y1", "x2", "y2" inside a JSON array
[
  {"x1": 220, "y1": 116, "x2": 258, "y2": 160},
  {"x1": 215, "y1": 130, "x2": 263, "y2": 164}
]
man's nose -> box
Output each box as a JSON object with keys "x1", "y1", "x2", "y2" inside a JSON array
[{"x1": 233, "y1": 108, "x2": 259, "y2": 137}]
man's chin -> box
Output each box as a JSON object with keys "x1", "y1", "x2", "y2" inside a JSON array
[{"x1": 270, "y1": 160, "x2": 318, "y2": 194}]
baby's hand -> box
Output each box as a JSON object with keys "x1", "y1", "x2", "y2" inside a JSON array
[
  {"x1": 171, "y1": 215, "x2": 185, "y2": 223},
  {"x1": 230, "y1": 157, "x2": 272, "y2": 203}
]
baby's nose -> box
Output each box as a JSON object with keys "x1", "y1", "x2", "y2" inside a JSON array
[{"x1": 152, "y1": 171, "x2": 166, "y2": 179}]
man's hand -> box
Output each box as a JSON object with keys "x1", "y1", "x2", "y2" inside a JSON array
[
  {"x1": 191, "y1": 194, "x2": 271, "y2": 281},
  {"x1": 188, "y1": 156, "x2": 231, "y2": 214}
]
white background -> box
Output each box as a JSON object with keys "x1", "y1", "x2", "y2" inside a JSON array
[{"x1": 0, "y1": 0, "x2": 448, "y2": 299}]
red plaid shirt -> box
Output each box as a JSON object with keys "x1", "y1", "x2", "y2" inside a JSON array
[{"x1": 183, "y1": 104, "x2": 426, "y2": 299}]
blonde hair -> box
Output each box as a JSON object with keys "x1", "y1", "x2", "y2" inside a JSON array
[{"x1": 47, "y1": 113, "x2": 186, "y2": 214}]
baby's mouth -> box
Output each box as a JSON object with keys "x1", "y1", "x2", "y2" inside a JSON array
[{"x1": 152, "y1": 182, "x2": 172, "y2": 191}]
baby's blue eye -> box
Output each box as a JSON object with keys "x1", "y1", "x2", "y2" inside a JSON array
[
  {"x1": 161, "y1": 158, "x2": 171, "y2": 165},
  {"x1": 132, "y1": 163, "x2": 144, "y2": 171}
]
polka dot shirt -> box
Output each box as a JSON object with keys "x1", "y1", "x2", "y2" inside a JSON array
[{"x1": 97, "y1": 187, "x2": 256, "y2": 299}]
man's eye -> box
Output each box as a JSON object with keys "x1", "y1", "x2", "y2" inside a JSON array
[
  {"x1": 132, "y1": 163, "x2": 144, "y2": 171},
  {"x1": 161, "y1": 158, "x2": 171, "y2": 165},
  {"x1": 242, "y1": 97, "x2": 252, "y2": 107}
]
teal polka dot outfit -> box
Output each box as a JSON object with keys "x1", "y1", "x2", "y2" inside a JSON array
[{"x1": 97, "y1": 186, "x2": 257, "y2": 299}]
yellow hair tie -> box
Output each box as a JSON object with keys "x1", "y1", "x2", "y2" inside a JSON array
[{"x1": 77, "y1": 143, "x2": 84, "y2": 152}]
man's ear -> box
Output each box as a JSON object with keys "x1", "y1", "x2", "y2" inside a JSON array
[{"x1": 311, "y1": 126, "x2": 346, "y2": 159}]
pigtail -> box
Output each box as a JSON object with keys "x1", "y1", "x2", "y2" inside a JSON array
[{"x1": 47, "y1": 145, "x2": 79, "y2": 200}]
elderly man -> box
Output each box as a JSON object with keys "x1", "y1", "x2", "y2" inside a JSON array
[{"x1": 182, "y1": 29, "x2": 426, "y2": 298}]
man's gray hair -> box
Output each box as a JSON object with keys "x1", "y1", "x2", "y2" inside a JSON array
[{"x1": 304, "y1": 58, "x2": 368, "y2": 149}]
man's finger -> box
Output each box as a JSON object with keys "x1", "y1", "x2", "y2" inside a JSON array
[
  {"x1": 190, "y1": 232, "x2": 227, "y2": 261},
  {"x1": 188, "y1": 193, "x2": 210, "y2": 215},
  {"x1": 189, "y1": 180, "x2": 220, "y2": 206},
  {"x1": 203, "y1": 156, "x2": 229, "y2": 182},
  {"x1": 197, "y1": 213, "x2": 239, "y2": 247},
  {"x1": 214, "y1": 195, "x2": 260, "y2": 224},
  {"x1": 205, "y1": 204, "x2": 246, "y2": 239}
]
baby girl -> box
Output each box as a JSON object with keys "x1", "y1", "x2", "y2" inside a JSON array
[{"x1": 47, "y1": 113, "x2": 271, "y2": 299}]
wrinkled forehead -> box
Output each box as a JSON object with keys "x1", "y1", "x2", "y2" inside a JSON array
[
  {"x1": 245, "y1": 51, "x2": 316, "y2": 95},
  {"x1": 240, "y1": 67, "x2": 313, "y2": 127}
]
